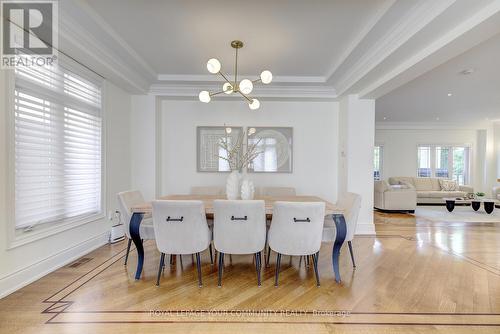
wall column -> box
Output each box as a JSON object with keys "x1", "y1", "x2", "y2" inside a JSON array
[{"x1": 338, "y1": 95, "x2": 376, "y2": 235}]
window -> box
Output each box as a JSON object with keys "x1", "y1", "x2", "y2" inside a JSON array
[
  {"x1": 374, "y1": 145, "x2": 383, "y2": 180},
  {"x1": 417, "y1": 145, "x2": 470, "y2": 185},
  {"x1": 14, "y1": 62, "x2": 102, "y2": 230}
]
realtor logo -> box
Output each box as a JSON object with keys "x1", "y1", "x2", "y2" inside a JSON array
[{"x1": 1, "y1": 0, "x2": 58, "y2": 68}]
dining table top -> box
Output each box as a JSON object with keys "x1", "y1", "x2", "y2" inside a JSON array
[{"x1": 131, "y1": 194, "x2": 344, "y2": 216}]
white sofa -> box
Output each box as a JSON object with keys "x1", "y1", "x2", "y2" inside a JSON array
[
  {"x1": 388, "y1": 177, "x2": 473, "y2": 204},
  {"x1": 374, "y1": 180, "x2": 417, "y2": 212}
]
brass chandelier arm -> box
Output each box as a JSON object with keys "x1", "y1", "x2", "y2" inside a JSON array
[
  {"x1": 209, "y1": 90, "x2": 226, "y2": 97},
  {"x1": 238, "y1": 90, "x2": 253, "y2": 103},
  {"x1": 218, "y1": 71, "x2": 233, "y2": 85},
  {"x1": 252, "y1": 79, "x2": 262, "y2": 84}
]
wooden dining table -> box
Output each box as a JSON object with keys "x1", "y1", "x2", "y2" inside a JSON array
[{"x1": 130, "y1": 194, "x2": 347, "y2": 283}]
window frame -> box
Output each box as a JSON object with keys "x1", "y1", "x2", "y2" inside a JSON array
[
  {"x1": 416, "y1": 144, "x2": 471, "y2": 185},
  {"x1": 374, "y1": 144, "x2": 384, "y2": 181},
  {"x1": 4, "y1": 59, "x2": 107, "y2": 249}
]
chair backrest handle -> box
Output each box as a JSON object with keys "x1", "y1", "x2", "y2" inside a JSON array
[
  {"x1": 166, "y1": 216, "x2": 184, "y2": 222},
  {"x1": 293, "y1": 217, "x2": 310, "y2": 223},
  {"x1": 231, "y1": 215, "x2": 248, "y2": 221}
]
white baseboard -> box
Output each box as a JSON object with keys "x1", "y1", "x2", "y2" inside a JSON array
[
  {"x1": 355, "y1": 222, "x2": 376, "y2": 235},
  {"x1": 0, "y1": 232, "x2": 109, "y2": 299}
]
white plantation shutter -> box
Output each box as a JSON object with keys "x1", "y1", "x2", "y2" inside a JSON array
[{"x1": 14, "y1": 62, "x2": 102, "y2": 229}]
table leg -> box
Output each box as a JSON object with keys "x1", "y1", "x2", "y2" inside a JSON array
[
  {"x1": 445, "y1": 200, "x2": 455, "y2": 212},
  {"x1": 129, "y1": 212, "x2": 144, "y2": 280},
  {"x1": 332, "y1": 214, "x2": 347, "y2": 283}
]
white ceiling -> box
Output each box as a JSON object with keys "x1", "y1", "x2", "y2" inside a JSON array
[
  {"x1": 83, "y1": 0, "x2": 388, "y2": 77},
  {"x1": 59, "y1": 0, "x2": 500, "y2": 120},
  {"x1": 376, "y1": 33, "x2": 500, "y2": 123}
]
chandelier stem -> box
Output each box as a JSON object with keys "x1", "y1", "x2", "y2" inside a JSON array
[{"x1": 235, "y1": 47, "x2": 238, "y2": 85}]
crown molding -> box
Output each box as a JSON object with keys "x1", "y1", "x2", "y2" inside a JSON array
[
  {"x1": 58, "y1": 0, "x2": 154, "y2": 93},
  {"x1": 324, "y1": 0, "x2": 396, "y2": 80},
  {"x1": 359, "y1": 1, "x2": 500, "y2": 98},
  {"x1": 70, "y1": 0, "x2": 157, "y2": 79},
  {"x1": 149, "y1": 83, "x2": 337, "y2": 99},
  {"x1": 375, "y1": 121, "x2": 489, "y2": 130},
  {"x1": 157, "y1": 74, "x2": 326, "y2": 84},
  {"x1": 332, "y1": 0, "x2": 456, "y2": 96}
]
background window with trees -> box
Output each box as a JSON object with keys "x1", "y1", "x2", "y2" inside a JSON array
[{"x1": 417, "y1": 145, "x2": 470, "y2": 185}]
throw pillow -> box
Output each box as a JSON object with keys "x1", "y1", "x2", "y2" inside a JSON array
[{"x1": 439, "y1": 179, "x2": 459, "y2": 191}]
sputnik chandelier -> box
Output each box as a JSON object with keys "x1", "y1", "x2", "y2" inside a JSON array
[{"x1": 198, "y1": 40, "x2": 272, "y2": 110}]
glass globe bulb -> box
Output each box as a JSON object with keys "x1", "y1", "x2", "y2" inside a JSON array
[
  {"x1": 239, "y1": 79, "x2": 253, "y2": 94},
  {"x1": 223, "y1": 82, "x2": 233, "y2": 94},
  {"x1": 249, "y1": 98, "x2": 260, "y2": 110},
  {"x1": 248, "y1": 127, "x2": 256, "y2": 135},
  {"x1": 199, "y1": 91, "x2": 211, "y2": 103},
  {"x1": 260, "y1": 70, "x2": 273, "y2": 84},
  {"x1": 206, "y1": 58, "x2": 221, "y2": 74},
  {"x1": 225, "y1": 127, "x2": 232, "y2": 134}
]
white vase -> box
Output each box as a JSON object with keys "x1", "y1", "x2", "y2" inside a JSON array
[
  {"x1": 241, "y1": 178, "x2": 255, "y2": 200},
  {"x1": 226, "y1": 171, "x2": 241, "y2": 200}
]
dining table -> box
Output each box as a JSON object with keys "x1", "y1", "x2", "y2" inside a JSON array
[{"x1": 129, "y1": 194, "x2": 347, "y2": 283}]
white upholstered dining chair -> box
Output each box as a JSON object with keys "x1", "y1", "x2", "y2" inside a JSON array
[
  {"x1": 322, "y1": 192, "x2": 362, "y2": 268},
  {"x1": 258, "y1": 187, "x2": 296, "y2": 197},
  {"x1": 213, "y1": 200, "x2": 266, "y2": 286},
  {"x1": 151, "y1": 200, "x2": 212, "y2": 287},
  {"x1": 117, "y1": 190, "x2": 155, "y2": 266},
  {"x1": 268, "y1": 202, "x2": 325, "y2": 287},
  {"x1": 191, "y1": 186, "x2": 225, "y2": 196}
]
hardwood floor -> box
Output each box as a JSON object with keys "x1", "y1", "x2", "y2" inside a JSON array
[{"x1": 1, "y1": 210, "x2": 499, "y2": 333}]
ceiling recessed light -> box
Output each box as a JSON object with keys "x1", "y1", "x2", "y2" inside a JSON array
[
  {"x1": 383, "y1": 116, "x2": 388, "y2": 120},
  {"x1": 447, "y1": 93, "x2": 453, "y2": 97},
  {"x1": 436, "y1": 117, "x2": 440, "y2": 121},
  {"x1": 459, "y1": 68, "x2": 475, "y2": 75}
]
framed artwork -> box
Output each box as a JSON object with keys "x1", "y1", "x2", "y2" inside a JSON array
[
  {"x1": 197, "y1": 126, "x2": 243, "y2": 172},
  {"x1": 247, "y1": 127, "x2": 293, "y2": 173}
]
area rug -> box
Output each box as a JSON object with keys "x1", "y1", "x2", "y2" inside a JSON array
[{"x1": 415, "y1": 205, "x2": 500, "y2": 223}]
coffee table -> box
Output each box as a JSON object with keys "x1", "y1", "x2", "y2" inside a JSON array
[
  {"x1": 444, "y1": 197, "x2": 498, "y2": 214},
  {"x1": 471, "y1": 198, "x2": 498, "y2": 214},
  {"x1": 443, "y1": 198, "x2": 470, "y2": 212}
]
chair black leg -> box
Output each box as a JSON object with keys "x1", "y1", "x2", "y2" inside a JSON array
[
  {"x1": 209, "y1": 244, "x2": 213, "y2": 265},
  {"x1": 156, "y1": 253, "x2": 165, "y2": 286},
  {"x1": 348, "y1": 241, "x2": 356, "y2": 268},
  {"x1": 274, "y1": 253, "x2": 282, "y2": 287},
  {"x1": 218, "y1": 252, "x2": 224, "y2": 287},
  {"x1": 195, "y1": 252, "x2": 202, "y2": 287},
  {"x1": 124, "y1": 239, "x2": 132, "y2": 265},
  {"x1": 306, "y1": 255, "x2": 310, "y2": 268},
  {"x1": 266, "y1": 246, "x2": 271, "y2": 267},
  {"x1": 312, "y1": 252, "x2": 320, "y2": 287},
  {"x1": 179, "y1": 255, "x2": 183, "y2": 268},
  {"x1": 255, "y1": 252, "x2": 262, "y2": 286},
  {"x1": 169, "y1": 254, "x2": 173, "y2": 265}
]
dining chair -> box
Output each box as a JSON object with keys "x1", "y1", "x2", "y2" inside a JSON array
[
  {"x1": 258, "y1": 187, "x2": 296, "y2": 197},
  {"x1": 117, "y1": 190, "x2": 155, "y2": 266},
  {"x1": 190, "y1": 186, "x2": 225, "y2": 196},
  {"x1": 213, "y1": 200, "x2": 266, "y2": 286},
  {"x1": 268, "y1": 201, "x2": 325, "y2": 287},
  {"x1": 151, "y1": 200, "x2": 212, "y2": 287}
]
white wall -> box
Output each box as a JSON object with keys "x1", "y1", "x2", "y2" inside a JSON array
[
  {"x1": 0, "y1": 71, "x2": 132, "y2": 298},
  {"x1": 160, "y1": 99, "x2": 339, "y2": 203},
  {"x1": 375, "y1": 127, "x2": 487, "y2": 191},
  {"x1": 130, "y1": 95, "x2": 157, "y2": 201}
]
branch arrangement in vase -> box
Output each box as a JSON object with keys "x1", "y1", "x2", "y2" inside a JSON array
[{"x1": 217, "y1": 128, "x2": 262, "y2": 171}]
